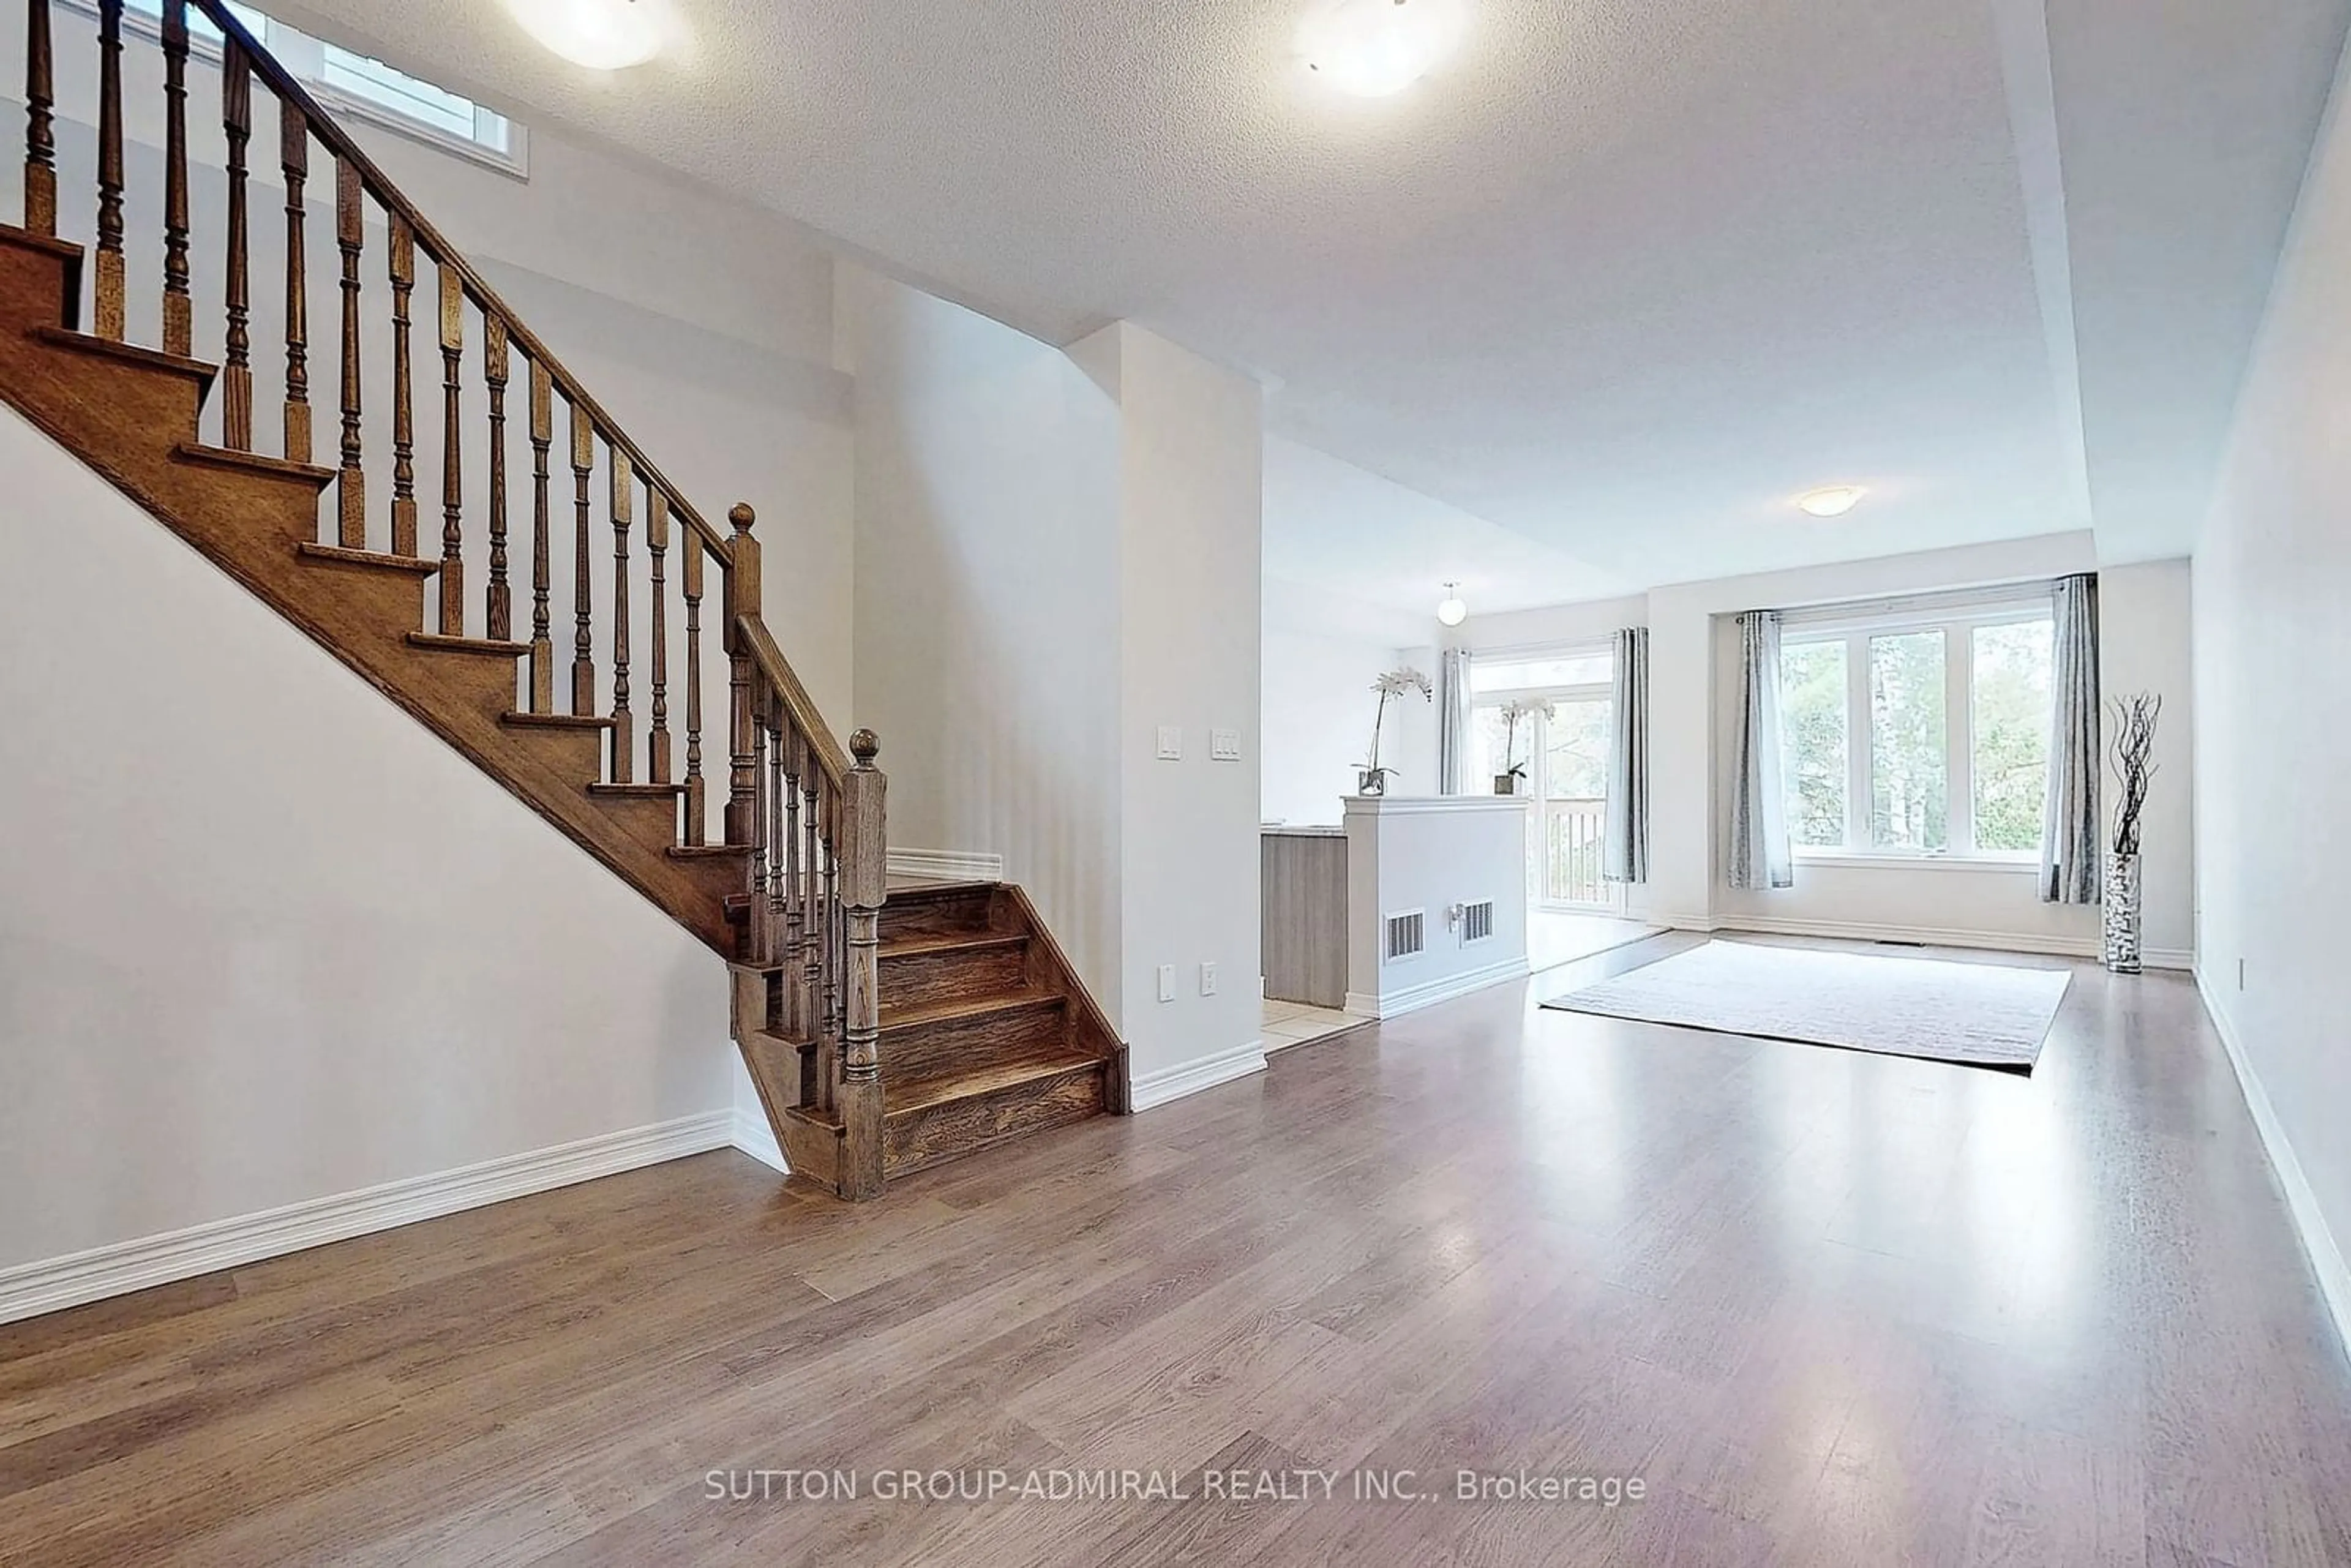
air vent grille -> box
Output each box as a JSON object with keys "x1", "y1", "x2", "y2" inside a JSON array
[
  {"x1": 1384, "y1": 909, "x2": 1425, "y2": 962},
  {"x1": 1461, "y1": 899, "x2": 1496, "y2": 945}
]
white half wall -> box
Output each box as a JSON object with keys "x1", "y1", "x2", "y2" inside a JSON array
[
  {"x1": 2193, "y1": 31, "x2": 2351, "y2": 1353},
  {"x1": 0, "y1": 406, "x2": 736, "y2": 1294}
]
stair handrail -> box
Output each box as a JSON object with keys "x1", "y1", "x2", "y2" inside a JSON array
[{"x1": 183, "y1": 0, "x2": 735, "y2": 567}]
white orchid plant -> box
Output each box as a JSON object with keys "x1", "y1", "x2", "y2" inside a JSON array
[
  {"x1": 1360, "y1": 667, "x2": 1432, "y2": 793},
  {"x1": 1496, "y1": 697, "x2": 1556, "y2": 783}
]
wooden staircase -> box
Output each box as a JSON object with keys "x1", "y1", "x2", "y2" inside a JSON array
[
  {"x1": 732, "y1": 883, "x2": 1127, "y2": 1193},
  {"x1": 0, "y1": 0, "x2": 1125, "y2": 1199}
]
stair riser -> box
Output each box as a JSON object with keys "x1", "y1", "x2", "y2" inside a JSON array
[
  {"x1": 878, "y1": 888, "x2": 998, "y2": 942},
  {"x1": 885, "y1": 1065, "x2": 1104, "y2": 1179},
  {"x1": 882, "y1": 1000, "x2": 1068, "y2": 1083},
  {"x1": 880, "y1": 942, "x2": 1029, "y2": 1011},
  {"x1": 0, "y1": 239, "x2": 78, "y2": 334},
  {"x1": 776, "y1": 1110, "x2": 843, "y2": 1191}
]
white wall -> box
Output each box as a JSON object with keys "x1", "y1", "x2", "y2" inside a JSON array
[
  {"x1": 2194, "y1": 34, "x2": 2351, "y2": 1340},
  {"x1": 842, "y1": 266, "x2": 1125, "y2": 1004},
  {"x1": 0, "y1": 408, "x2": 730, "y2": 1280},
  {"x1": 1114, "y1": 327, "x2": 1265, "y2": 1090},
  {"x1": 1261, "y1": 578, "x2": 1427, "y2": 825},
  {"x1": 844, "y1": 278, "x2": 1265, "y2": 1096}
]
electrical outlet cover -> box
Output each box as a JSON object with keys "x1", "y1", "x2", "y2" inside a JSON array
[{"x1": 1156, "y1": 726, "x2": 1183, "y2": 761}]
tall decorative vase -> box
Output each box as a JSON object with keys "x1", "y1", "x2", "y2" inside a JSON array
[{"x1": 2102, "y1": 852, "x2": 2142, "y2": 974}]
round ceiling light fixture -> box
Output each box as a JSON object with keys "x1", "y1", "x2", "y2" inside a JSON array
[
  {"x1": 1297, "y1": 0, "x2": 1469, "y2": 98},
  {"x1": 1795, "y1": 485, "x2": 1868, "y2": 519},
  {"x1": 503, "y1": 0, "x2": 665, "y2": 70},
  {"x1": 1436, "y1": 583, "x2": 1468, "y2": 626}
]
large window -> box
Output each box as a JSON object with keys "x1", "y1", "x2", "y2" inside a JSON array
[
  {"x1": 1779, "y1": 601, "x2": 2053, "y2": 861},
  {"x1": 100, "y1": 0, "x2": 522, "y2": 173}
]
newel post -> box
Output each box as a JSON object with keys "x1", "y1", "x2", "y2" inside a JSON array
[
  {"x1": 722, "y1": 503, "x2": 761, "y2": 847},
  {"x1": 837, "y1": 728, "x2": 888, "y2": 1201}
]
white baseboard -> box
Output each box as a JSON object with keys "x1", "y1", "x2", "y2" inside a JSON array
[
  {"x1": 1130, "y1": 1038, "x2": 1267, "y2": 1112},
  {"x1": 887, "y1": 847, "x2": 1005, "y2": 884},
  {"x1": 1711, "y1": 914, "x2": 2191, "y2": 970},
  {"x1": 2194, "y1": 969, "x2": 2351, "y2": 1365},
  {"x1": 0, "y1": 1110, "x2": 737, "y2": 1327},
  {"x1": 1347, "y1": 953, "x2": 1532, "y2": 1021},
  {"x1": 731, "y1": 1108, "x2": 790, "y2": 1175}
]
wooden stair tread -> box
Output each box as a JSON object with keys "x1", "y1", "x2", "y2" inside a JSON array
[
  {"x1": 500, "y1": 710, "x2": 613, "y2": 730},
  {"x1": 174, "y1": 442, "x2": 335, "y2": 484},
  {"x1": 32, "y1": 324, "x2": 215, "y2": 384},
  {"x1": 881, "y1": 986, "x2": 1063, "y2": 1033},
  {"x1": 670, "y1": 844, "x2": 751, "y2": 860},
  {"x1": 588, "y1": 781, "x2": 686, "y2": 798},
  {"x1": 407, "y1": 631, "x2": 529, "y2": 658},
  {"x1": 887, "y1": 1051, "x2": 1101, "y2": 1118},
  {"x1": 879, "y1": 930, "x2": 1027, "y2": 961},
  {"x1": 884, "y1": 879, "x2": 1000, "y2": 899},
  {"x1": 296, "y1": 542, "x2": 440, "y2": 576},
  {"x1": 0, "y1": 225, "x2": 86, "y2": 262}
]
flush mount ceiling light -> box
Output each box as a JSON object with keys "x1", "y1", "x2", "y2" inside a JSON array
[
  {"x1": 1436, "y1": 583, "x2": 1468, "y2": 626},
  {"x1": 1297, "y1": 0, "x2": 1468, "y2": 98},
  {"x1": 1795, "y1": 485, "x2": 1869, "y2": 519},
  {"x1": 503, "y1": 0, "x2": 665, "y2": 70}
]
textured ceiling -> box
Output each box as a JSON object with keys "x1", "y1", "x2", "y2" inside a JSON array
[{"x1": 272, "y1": 0, "x2": 2350, "y2": 615}]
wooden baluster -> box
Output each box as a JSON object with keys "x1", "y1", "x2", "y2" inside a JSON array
[
  {"x1": 722, "y1": 505, "x2": 760, "y2": 845},
  {"x1": 23, "y1": 0, "x2": 54, "y2": 236},
  {"x1": 485, "y1": 317, "x2": 511, "y2": 639},
  {"x1": 768, "y1": 714, "x2": 786, "y2": 959},
  {"x1": 749, "y1": 702, "x2": 769, "y2": 958},
  {"x1": 569, "y1": 403, "x2": 594, "y2": 716},
  {"x1": 528, "y1": 362, "x2": 553, "y2": 707},
  {"x1": 683, "y1": 540, "x2": 706, "y2": 845},
  {"x1": 93, "y1": 0, "x2": 124, "y2": 340},
  {"x1": 160, "y1": 0, "x2": 191, "y2": 357},
  {"x1": 646, "y1": 490, "x2": 671, "y2": 783},
  {"x1": 839, "y1": 735, "x2": 888, "y2": 1201},
  {"x1": 280, "y1": 105, "x2": 310, "y2": 462},
  {"x1": 823, "y1": 789, "x2": 843, "y2": 1043},
  {"x1": 335, "y1": 157, "x2": 364, "y2": 546},
  {"x1": 219, "y1": 42, "x2": 252, "y2": 449},
  {"x1": 782, "y1": 726, "x2": 803, "y2": 1037},
  {"x1": 386, "y1": 219, "x2": 416, "y2": 552},
  {"x1": 437, "y1": 264, "x2": 463, "y2": 632},
  {"x1": 609, "y1": 450, "x2": 634, "y2": 781},
  {"x1": 800, "y1": 767, "x2": 820, "y2": 1057}
]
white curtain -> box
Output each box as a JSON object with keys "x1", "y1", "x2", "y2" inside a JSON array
[
  {"x1": 1603, "y1": 627, "x2": 1649, "y2": 883},
  {"x1": 2040, "y1": 574, "x2": 2102, "y2": 904},
  {"x1": 1728, "y1": 610, "x2": 1794, "y2": 890},
  {"x1": 1438, "y1": 648, "x2": 1473, "y2": 795}
]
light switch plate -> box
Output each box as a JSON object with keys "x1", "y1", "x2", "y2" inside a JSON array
[
  {"x1": 1156, "y1": 726, "x2": 1183, "y2": 761},
  {"x1": 1210, "y1": 728, "x2": 1242, "y2": 762},
  {"x1": 1157, "y1": 964, "x2": 1177, "y2": 1003}
]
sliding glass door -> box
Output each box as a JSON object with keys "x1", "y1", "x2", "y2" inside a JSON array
[{"x1": 1468, "y1": 647, "x2": 1619, "y2": 912}]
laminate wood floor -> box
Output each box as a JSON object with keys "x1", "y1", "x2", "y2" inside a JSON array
[{"x1": 5, "y1": 933, "x2": 2348, "y2": 1566}]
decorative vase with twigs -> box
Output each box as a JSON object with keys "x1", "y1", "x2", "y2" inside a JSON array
[
  {"x1": 1359, "y1": 667, "x2": 1431, "y2": 796},
  {"x1": 1494, "y1": 697, "x2": 1554, "y2": 795},
  {"x1": 2104, "y1": 692, "x2": 2162, "y2": 973}
]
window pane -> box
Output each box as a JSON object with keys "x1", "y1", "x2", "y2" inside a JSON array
[
  {"x1": 1469, "y1": 652, "x2": 1611, "y2": 694},
  {"x1": 1470, "y1": 705, "x2": 1513, "y2": 789},
  {"x1": 1869, "y1": 631, "x2": 1948, "y2": 850},
  {"x1": 1779, "y1": 640, "x2": 1848, "y2": 847},
  {"x1": 323, "y1": 45, "x2": 481, "y2": 140},
  {"x1": 1971, "y1": 620, "x2": 2054, "y2": 852},
  {"x1": 1544, "y1": 699, "x2": 1611, "y2": 800}
]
